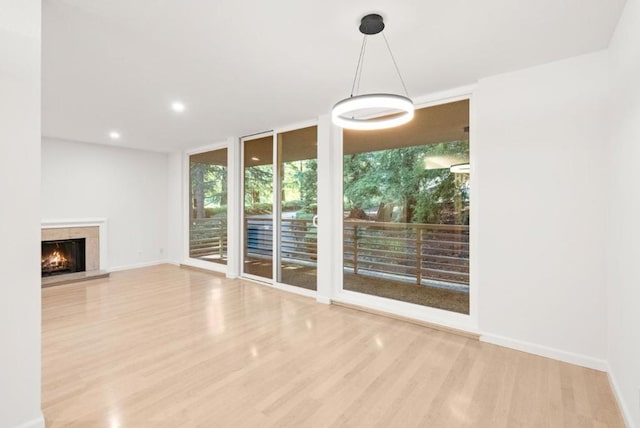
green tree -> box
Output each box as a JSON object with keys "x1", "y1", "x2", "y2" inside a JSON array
[
  {"x1": 191, "y1": 162, "x2": 228, "y2": 219},
  {"x1": 343, "y1": 141, "x2": 469, "y2": 224},
  {"x1": 298, "y1": 159, "x2": 317, "y2": 208},
  {"x1": 244, "y1": 165, "x2": 273, "y2": 207}
]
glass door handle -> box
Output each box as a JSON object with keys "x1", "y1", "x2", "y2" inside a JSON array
[{"x1": 312, "y1": 215, "x2": 318, "y2": 227}]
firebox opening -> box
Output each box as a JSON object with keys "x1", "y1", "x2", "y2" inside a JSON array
[{"x1": 41, "y1": 238, "x2": 86, "y2": 277}]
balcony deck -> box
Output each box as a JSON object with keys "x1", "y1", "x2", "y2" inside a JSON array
[{"x1": 190, "y1": 217, "x2": 470, "y2": 313}]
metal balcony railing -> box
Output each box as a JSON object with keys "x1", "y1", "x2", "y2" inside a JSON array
[{"x1": 190, "y1": 217, "x2": 469, "y2": 289}]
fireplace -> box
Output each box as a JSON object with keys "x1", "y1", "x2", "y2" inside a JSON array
[
  {"x1": 41, "y1": 220, "x2": 109, "y2": 286},
  {"x1": 41, "y1": 238, "x2": 86, "y2": 277}
]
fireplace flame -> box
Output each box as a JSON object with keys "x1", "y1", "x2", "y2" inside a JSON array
[{"x1": 42, "y1": 248, "x2": 69, "y2": 271}]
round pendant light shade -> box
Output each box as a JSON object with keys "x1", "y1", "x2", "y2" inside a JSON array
[
  {"x1": 332, "y1": 94, "x2": 415, "y2": 131},
  {"x1": 332, "y1": 14, "x2": 414, "y2": 131}
]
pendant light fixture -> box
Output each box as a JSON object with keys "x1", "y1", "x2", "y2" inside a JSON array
[{"x1": 332, "y1": 14, "x2": 414, "y2": 131}]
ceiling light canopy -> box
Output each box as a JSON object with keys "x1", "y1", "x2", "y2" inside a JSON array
[{"x1": 332, "y1": 14, "x2": 414, "y2": 131}]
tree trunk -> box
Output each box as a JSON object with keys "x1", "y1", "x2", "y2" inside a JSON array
[
  {"x1": 220, "y1": 171, "x2": 228, "y2": 206},
  {"x1": 194, "y1": 166, "x2": 206, "y2": 219}
]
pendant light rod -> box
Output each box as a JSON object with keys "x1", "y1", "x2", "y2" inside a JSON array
[
  {"x1": 382, "y1": 32, "x2": 410, "y2": 97},
  {"x1": 350, "y1": 35, "x2": 368, "y2": 97}
]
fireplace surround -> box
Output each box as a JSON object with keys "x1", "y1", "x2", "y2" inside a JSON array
[{"x1": 41, "y1": 218, "x2": 108, "y2": 286}]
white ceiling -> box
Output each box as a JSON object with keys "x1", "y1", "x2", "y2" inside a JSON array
[{"x1": 42, "y1": 0, "x2": 626, "y2": 152}]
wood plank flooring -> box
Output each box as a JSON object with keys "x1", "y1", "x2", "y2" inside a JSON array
[{"x1": 42, "y1": 264, "x2": 624, "y2": 427}]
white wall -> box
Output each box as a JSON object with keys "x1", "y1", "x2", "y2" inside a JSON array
[
  {"x1": 0, "y1": 1, "x2": 44, "y2": 427},
  {"x1": 225, "y1": 137, "x2": 241, "y2": 278},
  {"x1": 166, "y1": 151, "x2": 183, "y2": 264},
  {"x1": 316, "y1": 114, "x2": 334, "y2": 303},
  {"x1": 475, "y1": 51, "x2": 609, "y2": 369},
  {"x1": 41, "y1": 139, "x2": 169, "y2": 271},
  {"x1": 607, "y1": 0, "x2": 640, "y2": 425}
]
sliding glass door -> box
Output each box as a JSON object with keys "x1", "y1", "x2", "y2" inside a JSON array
[
  {"x1": 242, "y1": 135, "x2": 274, "y2": 279},
  {"x1": 242, "y1": 126, "x2": 318, "y2": 291},
  {"x1": 276, "y1": 126, "x2": 318, "y2": 291}
]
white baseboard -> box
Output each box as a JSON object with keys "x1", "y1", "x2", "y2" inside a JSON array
[
  {"x1": 316, "y1": 295, "x2": 331, "y2": 304},
  {"x1": 607, "y1": 365, "x2": 636, "y2": 428},
  {"x1": 480, "y1": 333, "x2": 608, "y2": 372},
  {"x1": 108, "y1": 259, "x2": 168, "y2": 272},
  {"x1": 14, "y1": 412, "x2": 45, "y2": 428}
]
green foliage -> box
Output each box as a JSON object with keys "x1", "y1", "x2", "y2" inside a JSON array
[
  {"x1": 298, "y1": 159, "x2": 317, "y2": 207},
  {"x1": 244, "y1": 165, "x2": 273, "y2": 206},
  {"x1": 280, "y1": 159, "x2": 317, "y2": 210},
  {"x1": 204, "y1": 206, "x2": 227, "y2": 218},
  {"x1": 300, "y1": 203, "x2": 317, "y2": 214},
  {"x1": 244, "y1": 203, "x2": 272, "y2": 215},
  {"x1": 282, "y1": 200, "x2": 303, "y2": 211},
  {"x1": 294, "y1": 211, "x2": 315, "y2": 220},
  {"x1": 343, "y1": 141, "x2": 470, "y2": 225},
  {"x1": 243, "y1": 159, "x2": 317, "y2": 214},
  {"x1": 191, "y1": 161, "x2": 228, "y2": 219},
  {"x1": 192, "y1": 141, "x2": 468, "y2": 226}
]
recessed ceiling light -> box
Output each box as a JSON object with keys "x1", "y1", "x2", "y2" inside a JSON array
[
  {"x1": 171, "y1": 101, "x2": 186, "y2": 113},
  {"x1": 251, "y1": 156, "x2": 260, "y2": 161},
  {"x1": 109, "y1": 131, "x2": 121, "y2": 140}
]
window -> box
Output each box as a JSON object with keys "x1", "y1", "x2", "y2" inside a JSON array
[
  {"x1": 189, "y1": 148, "x2": 228, "y2": 264},
  {"x1": 343, "y1": 100, "x2": 470, "y2": 314}
]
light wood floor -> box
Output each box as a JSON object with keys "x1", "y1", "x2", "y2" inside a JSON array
[{"x1": 42, "y1": 264, "x2": 623, "y2": 427}]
